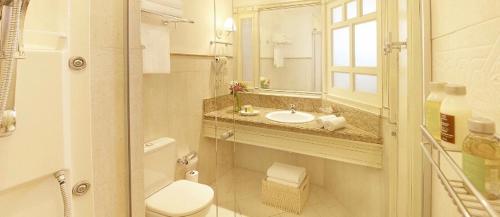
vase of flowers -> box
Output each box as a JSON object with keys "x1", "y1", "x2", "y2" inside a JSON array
[{"x1": 229, "y1": 81, "x2": 248, "y2": 112}]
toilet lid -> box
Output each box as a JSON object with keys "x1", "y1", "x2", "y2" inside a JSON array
[{"x1": 146, "y1": 180, "x2": 214, "y2": 217}]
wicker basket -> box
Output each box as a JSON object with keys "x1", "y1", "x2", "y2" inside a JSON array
[{"x1": 261, "y1": 175, "x2": 310, "y2": 214}]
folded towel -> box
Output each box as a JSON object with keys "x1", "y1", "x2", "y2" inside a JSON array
[
  {"x1": 141, "y1": 13, "x2": 171, "y2": 74},
  {"x1": 148, "y1": 0, "x2": 183, "y2": 10},
  {"x1": 316, "y1": 115, "x2": 337, "y2": 128},
  {"x1": 267, "y1": 162, "x2": 306, "y2": 184},
  {"x1": 267, "y1": 177, "x2": 301, "y2": 188},
  {"x1": 324, "y1": 117, "x2": 347, "y2": 132},
  {"x1": 142, "y1": 0, "x2": 183, "y2": 17}
]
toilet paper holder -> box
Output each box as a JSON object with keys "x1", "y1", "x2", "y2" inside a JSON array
[{"x1": 177, "y1": 151, "x2": 197, "y2": 165}]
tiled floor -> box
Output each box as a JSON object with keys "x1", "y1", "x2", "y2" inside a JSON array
[{"x1": 205, "y1": 168, "x2": 353, "y2": 217}]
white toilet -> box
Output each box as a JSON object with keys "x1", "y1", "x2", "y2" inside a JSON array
[{"x1": 144, "y1": 137, "x2": 214, "y2": 217}]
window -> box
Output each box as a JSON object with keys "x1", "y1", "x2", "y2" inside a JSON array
[
  {"x1": 331, "y1": 6, "x2": 343, "y2": 23},
  {"x1": 332, "y1": 72, "x2": 350, "y2": 89},
  {"x1": 346, "y1": 1, "x2": 357, "y2": 19},
  {"x1": 327, "y1": 0, "x2": 380, "y2": 108},
  {"x1": 354, "y1": 21, "x2": 377, "y2": 67},
  {"x1": 235, "y1": 13, "x2": 259, "y2": 87},
  {"x1": 241, "y1": 18, "x2": 254, "y2": 81},
  {"x1": 332, "y1": 27, "x2": 350, "y2": 66}
]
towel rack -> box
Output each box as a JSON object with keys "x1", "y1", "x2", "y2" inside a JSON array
[
  {"x1": 420, "y1": 125, "x2": 500, "y2": 217},
  {"x1": 210, "y1": 41, "x2": 232, "y2": 46},
  {"x1": 141, "y1": 9, "x2": 194, "y2": 24}
]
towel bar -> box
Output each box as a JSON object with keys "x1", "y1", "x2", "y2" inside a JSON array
[{"x1": 141, "y1": 9, "x2": 194, "y2": 24}]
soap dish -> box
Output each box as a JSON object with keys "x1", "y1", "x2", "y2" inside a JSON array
[{"x1": 239, "y1": 110, "x2": 260, "y2": 116}]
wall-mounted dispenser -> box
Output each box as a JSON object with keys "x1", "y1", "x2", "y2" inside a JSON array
[{"x1": 0, "y1": 0, "x2": 30, "y2": 137}]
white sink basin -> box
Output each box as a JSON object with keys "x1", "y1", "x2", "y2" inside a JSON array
[{"x1": 265, "y1": 111, "x2": 315, "y2": 124}]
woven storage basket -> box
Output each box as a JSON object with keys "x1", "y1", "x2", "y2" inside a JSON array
[{"x1": 261, "y1": 175, "x2": 310, "y2": 214}]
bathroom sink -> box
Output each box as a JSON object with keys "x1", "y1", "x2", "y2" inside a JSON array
[{"x1": 265, "y1": 111, "x2": 315, "y2": 124}]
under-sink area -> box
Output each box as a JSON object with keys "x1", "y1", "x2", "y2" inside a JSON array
[{"x1": 207, "y1": 168, "x2": 353, "y2": 217}]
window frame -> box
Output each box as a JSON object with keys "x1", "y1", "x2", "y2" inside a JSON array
[{"x1": 326, "y1": 0, "x2": 382, "y2": 111}]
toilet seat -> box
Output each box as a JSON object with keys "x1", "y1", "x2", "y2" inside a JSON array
[{"x1": 146, "y1": 180, "x2": 214, "y2": 217}]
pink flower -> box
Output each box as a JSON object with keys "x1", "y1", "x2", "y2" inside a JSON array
[{"x1": 229, "y1": 81, "x2": 248, "y2": 95}]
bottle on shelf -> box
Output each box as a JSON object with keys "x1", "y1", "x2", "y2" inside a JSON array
[
  {"x1": 440, "y1": 84, "x2": 472, "y2": 151},
  {"x1": 463, "y1": 117, "x2": 500, "y2": 200},
  {"x1": 425, "y1": 82, "x2": 446, "y2": 141}
]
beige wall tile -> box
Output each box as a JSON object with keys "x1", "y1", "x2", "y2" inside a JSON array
[
  {"x1": 431, "y1": 2, "x2": 500, "y2": 216},
  {"x1": 431, "y1": 0, "x2": 500, "y2": 38},
  {"x1": 143, "y1": 55, "x2": 234, "y2": 155}
]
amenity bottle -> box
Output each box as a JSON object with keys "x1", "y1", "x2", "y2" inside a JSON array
[
  {"x1": 463, "y1": 117, "x2": 500, "y2": 200},
  {"x1": 440, "y1": 84, "x2": 472, "y2": 151},
  {"x1": 425, "y1": 82, "x2": 446, "y2": 141}
]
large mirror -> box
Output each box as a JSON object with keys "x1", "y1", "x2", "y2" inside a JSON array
[{"x1": 234, "y1": 1, "x2": 323, "y2": 93}]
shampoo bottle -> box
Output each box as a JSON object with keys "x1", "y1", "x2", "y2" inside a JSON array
[
  {"x1": 425, "y1": 82, "x2": 446, "y2": 141},
  {"x1": 440, "y1": 84, "x2": 472, "y2": 151}
]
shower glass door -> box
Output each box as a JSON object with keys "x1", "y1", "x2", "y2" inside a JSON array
[
  {"x1": 213, "y1": 1, "x2": 328, "y2": 217},
  {"x1": 212, "y1": 0, "x2": 239, "y2": 216}
]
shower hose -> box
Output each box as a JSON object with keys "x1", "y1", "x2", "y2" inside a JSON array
[
  {"x1": 55, "y1": 170, "x2": 72, "y2": 217},
  {"x1": 0, "y1": 0, "x2": 22, "y2": 123}
]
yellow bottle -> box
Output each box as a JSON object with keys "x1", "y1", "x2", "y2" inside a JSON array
[
  {"x1": 463, "y1": 117, "x2": 500, "y2": 199},
  {"x1": 440, "y1": 84, "x2": 472, "y2": 151},
  {"x1": 425, "y1": 82, "x2": 446, "y2": 141}
]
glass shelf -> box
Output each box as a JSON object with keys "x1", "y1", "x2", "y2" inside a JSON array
[{"x1": 420, "y1": 125, "x2": 500, "y2": 217}]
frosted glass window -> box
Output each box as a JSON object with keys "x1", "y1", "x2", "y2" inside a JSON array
[
  {"x1": 355, "y1": 74, "x2": 377, "y2": 93},
  {"x1": 355, "y1": 21, "x2": 377, "y2": 67},
  {"x1": 346, "y1": 1, "x2": 357, "y2": 19},
  {"x1": 363, "y1": 0, "x2": 376, "y2": 15},
  {"x1": 241, "y1": 18, "x2": 253, "y2": 81},
  {"x1": 332, "y1": 27, "x2": 350, "y2": 66},
  {"x1": 331, "y1": 6, "x2": 343, "y2": 23},
  {"x1": 332, "y1": 72, "x2": 350, "y2": 89}
]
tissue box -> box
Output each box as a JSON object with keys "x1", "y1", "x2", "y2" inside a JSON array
[{"x1": 261, "y1": 175, "x2": 310, "y2": 214}]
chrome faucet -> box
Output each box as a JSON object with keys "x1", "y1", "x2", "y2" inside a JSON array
[{"x1": 289, "y1": 104, "x2": 296, "y2": 114}]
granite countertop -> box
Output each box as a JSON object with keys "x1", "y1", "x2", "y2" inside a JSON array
[{"x1": 203, "y1": 106, "x2": 383, "y2": 144}]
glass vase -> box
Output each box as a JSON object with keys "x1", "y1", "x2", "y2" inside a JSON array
[{"x1": 233, "y1": 93, "x2": 242, "y2": 112}]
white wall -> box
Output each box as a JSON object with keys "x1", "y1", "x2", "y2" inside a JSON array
[
  {"x1": 143, "y1": 0, "x2": 234, "y2": 156},
  {"x1": 169, "y1": 0, "x2": 233, "y2": 56},
  {"x1": 0, "y1": 0, "x2": 95, "y2": 216},
  {"x1": 259, "y1": 6, "x2": 320, "y2": 58},
  {"x1": 256, "y1": 5, "x2": 322, "y2": 91},
  {"x1": 430, "y1": 1, "x2": 500, "y2": 216},
  {"x1": 431, "y1": 0, "x2": 500, "y2": 133}
]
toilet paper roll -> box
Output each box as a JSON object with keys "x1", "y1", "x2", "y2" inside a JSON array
[
  {"x1": 185, "y1": 170, "x2": 199, "y2": 183},
  {"x1": 185, "y1": 156, "x2": 198, "y2": 171}
]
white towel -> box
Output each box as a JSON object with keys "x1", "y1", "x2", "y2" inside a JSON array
[
  {"x1": 141, "y1": 13, "x2": 171, "y2": 74},
  {"x1": 267, "y1": 177, "x2": 301, "y2": 188},
  {"x1": 267, "y1": 162, "x2": 306, "y2": 184},
  {"x1": 316, "y1": 115, "x2": 337, "y2": 127},
  {"x1": 148, "y1": 0, "x2": 183, "y2": 10},
  {"x1": 142, "y1": 0, "x2": 183, "y2": 17},
  {"x1": 324, "y1": 117, "x2": 347, "y2": 132},
  {"x1": 273, "y1": 46, "x2": 284, "y2": 68}
]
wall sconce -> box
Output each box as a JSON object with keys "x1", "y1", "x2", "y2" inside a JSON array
[{"x1": 216, "y1": 17, "x2": 236, "y2": 39}]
